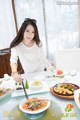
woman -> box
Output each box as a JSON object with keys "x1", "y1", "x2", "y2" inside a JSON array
[{"x1": 10, "y1": 18, "x2": 52, "y2": 83}]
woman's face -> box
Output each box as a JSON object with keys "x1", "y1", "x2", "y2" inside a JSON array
[{"x1": 23, "y1": 24, "x2": 35, "y2": 43}]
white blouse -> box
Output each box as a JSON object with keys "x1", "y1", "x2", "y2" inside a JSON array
[{"x1": 10, "y1": 42, "x2": 52, "y2": 73}]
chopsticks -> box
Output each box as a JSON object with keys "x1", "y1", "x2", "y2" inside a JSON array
[{"x1": 22, "y1": 81, "x2": 29, "y2": 99}]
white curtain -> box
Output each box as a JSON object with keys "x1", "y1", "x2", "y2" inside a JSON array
[
  {"x1": 44, "y1": 0, "x2": 79, "y2": 65},
  {"x1": 14, "y1": 0, "x2": 79, "y2": 65},
  {"x1": 14, "y1": 0, "x2": 47, "y2": 55},
  {"x1": 0, "y1": 0, "x2": 16, "y2": 49}
]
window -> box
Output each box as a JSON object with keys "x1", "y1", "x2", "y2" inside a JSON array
[{"x1": 12, "y1": 0, "x2": 79, "y2": 65}]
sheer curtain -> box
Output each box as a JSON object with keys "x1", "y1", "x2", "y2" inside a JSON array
[
  {"x1": 0, "y1": 0, "x2": 16, "y2": 49},
  {"x1": 14, "y1": 0, "x2": 47, "y2": 55},
  {"x1": 44, "y1": 0, "x2": 79, "y2": 65},
  {"x1": 14, "y1": 0, "x2": 79, "y2": 66}
]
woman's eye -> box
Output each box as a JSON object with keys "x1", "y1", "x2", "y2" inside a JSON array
[
  {"x1": 26, "y1": 30, "x2": 28, "y2": 32},
  {"x1": 32, "y1": 32, "x2": 34, "y2": 34},
  {"x1": 25, "y1": 30, "x2": 34, "y2": 34}
]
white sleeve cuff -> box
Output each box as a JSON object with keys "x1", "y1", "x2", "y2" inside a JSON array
[{"x1": 10, "y1": 48, "x2": 18, "y2": 65}]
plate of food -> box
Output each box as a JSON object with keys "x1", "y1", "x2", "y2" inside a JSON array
[
  {"x1": 0, "y1": 79, "x2": 15, "y2": 99},
  {"x1": 74, "y1": 89, "x2": 80, "y2": 109},
  {"x1": 53, "y1": 69, "x2": 65, "y2": 78},
  {"x1": 30, "y1": 80, "x2": 43, "y2": 90},
  {"x1": 19, "y1": 97, "x2": 50, "y2": 114},
  {"x1": 0, "y1": 87, "x2": 13, "y2": 100},
  {"x1": 50, "y1": 83, "x2": 79, "y2": 99}
]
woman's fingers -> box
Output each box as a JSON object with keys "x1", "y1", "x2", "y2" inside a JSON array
[{"x1": 12, "y1": 73, "x2": 23, "y2": 83}]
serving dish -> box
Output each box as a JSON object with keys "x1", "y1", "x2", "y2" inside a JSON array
[
  {"x1": 74, "y1": 89, "x2": 80, "y2": 109},
  {"x1": 50, "y1": 83, "x2": 79, "y2": 100},
  {"x1": 30, "y1": 80, "x2": 43, "y2": 90},
  {"x1": 0, "y1": 78, "x2": 15, "y2": 100},
  {"x1": 54, "y1": 69, "x2": 64, "y2": 77},
  {"x1": 19, "y1": 97, "x2": 50, "y2": 114},
  {"x1": 0, "y1": 87, "x2": 13, "y2": 100}
]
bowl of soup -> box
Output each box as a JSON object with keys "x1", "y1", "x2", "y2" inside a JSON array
[{"x1": 19, "y1": 97, "x2": 50, "y2": 114}]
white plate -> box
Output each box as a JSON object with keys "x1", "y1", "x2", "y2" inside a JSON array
[
  {"x1": 34, "y1": 75, "x2": 45, "y2": 80},
  {"x1": 30, "y1": 84, "x2": 42, "y2": 90},
  {"x1": 74, "y1": 89, "x2": 80, "y2": 109},
  {"x1": 30, "y1": 80, "x2": 43, "y2": 90},
  {"x1": 53, "y1": 73, "x2": 65, "y2": 77},
  {"x1": 15, "y1": 87, "x2": 23, "y2": 92},
  {"x1": 0, "y1": 89, "x2": 13, "y2": 100},
  {"x1": 0, "y1": 78, "x2": 15, "y2": 99},
  {"x1": 56, "y1": 74, "x2": 64, "y2": 77},
  {"x1": 12, "y1": 81, "x2": 49, "y2": 97},
  {"x1": 19, "y1": 98, "x2": 50, "y2": 114}
]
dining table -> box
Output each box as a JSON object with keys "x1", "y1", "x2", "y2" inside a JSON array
[{"x1": 0, "y1": 71, "x2": 80, "y2": 120}]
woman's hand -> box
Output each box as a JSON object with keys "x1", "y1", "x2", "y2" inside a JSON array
[{"x1": 12, "y1": 72, "x2": 23, "y2": 83}]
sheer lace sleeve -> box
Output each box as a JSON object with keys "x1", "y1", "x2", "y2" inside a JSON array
[{"x1": 10, "y1": 48, "x2": 18, "y2": 65}]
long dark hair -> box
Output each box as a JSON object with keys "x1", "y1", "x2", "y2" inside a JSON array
[{"x1": 10, "y1": 18, "x2": 41, "y2": 48}]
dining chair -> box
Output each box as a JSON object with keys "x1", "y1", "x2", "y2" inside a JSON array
[{"x1": 55, "y1": 48, "x2": 80, "y2": 72}]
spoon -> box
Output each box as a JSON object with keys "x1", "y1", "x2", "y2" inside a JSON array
[{"x1": 22, "y1": 80, "x2": 29, "y2": 99}]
